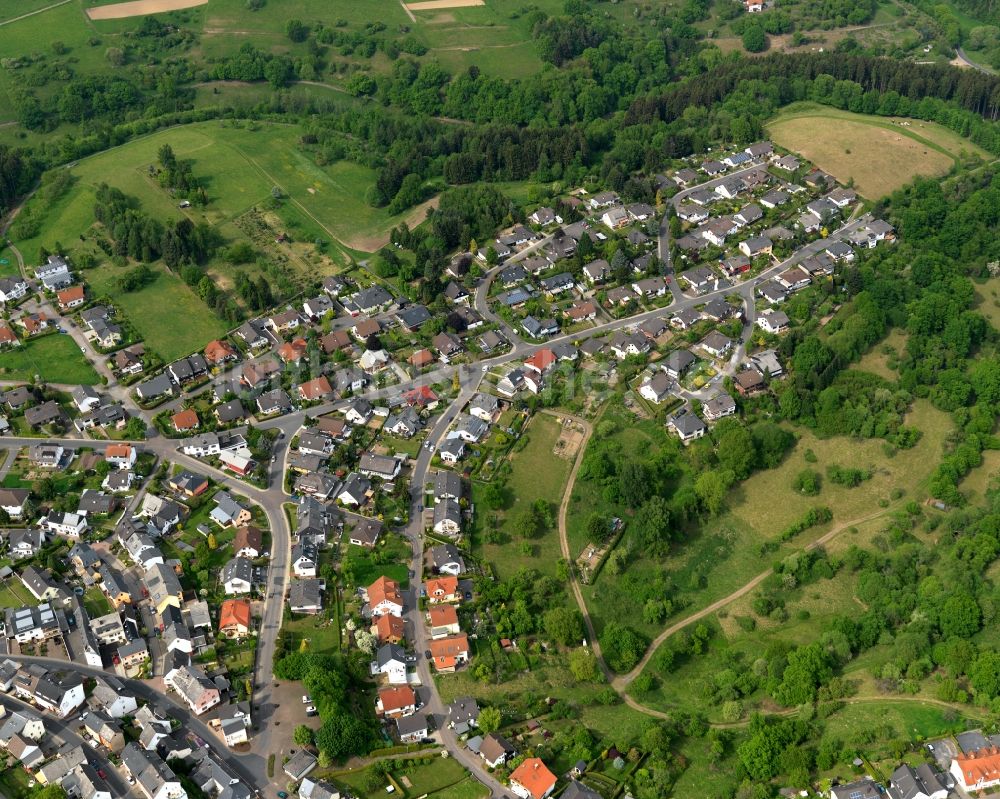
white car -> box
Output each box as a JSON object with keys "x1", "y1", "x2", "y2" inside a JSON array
[
  {"x1": 305, "y1": 705, "x2": 318, "y2": 716},
  {"x1": 301, "y1": 695, "x2": 311, "y2": 704}
]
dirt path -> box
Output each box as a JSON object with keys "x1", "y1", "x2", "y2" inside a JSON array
[
  {"x1": 86, "y1": 0, "x2": 206, "y2": 20},
  {"x1": 0, "y1": 0, "x2": 71, "y2": 27},
  {"x1": 612, "y1": 508, "x2": 891, "y2": 696},
  {"x1": 407, "y1": 0, "x2": 484, "y2": 9},
  {"x1": 549, "y1": 410, "x2": 616, "y2": 683}
]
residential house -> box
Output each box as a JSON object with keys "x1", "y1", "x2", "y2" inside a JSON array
[
  {"x1": 776, "y1": 265, "x2": 811, "y2": 292},
  {"x1": 210, "y1": 492, "x2": 252, "y2": 528},
  {"x1": 438, "y1": 438, "x2": 466, "y2": 465},
  {"x1": 699, "y1": 331, "x2": 733, "y2": 358},
  {"x1": 480, "y1": 733, "x2": 516, "y2": 768},
  {"x1": 8, "y1": 529, "x2": 43, "y2": 559},
  {"x1": 433, "y1": 500, "x2": 462, "y2": 535},
  {"x1": 320, "y1": 329, "x2": 352, "y2": 355},
  {"x1": 233, "y1": 525, "x2": 263, "y2": 558},
  {"x1": 664, "y1": 349, "x2": 696, "y2": 379},
  {"x1": 204, "y1": 339, "x2": 238, "y2": 366},
  {"x1": 375, "y1": 613, "x2": 405, "y2": 645},
  {"x1": 734, "y1": 368, "x2": 766, "y2": 396},
  {"x1": 268, "y1": 308, "x2": 302, "y2": 333},
  {"x1": 428, "y1": 634, "x2": 470, "y2": 672},
  {"x1": 0, "y1": 324, "x2": 17, "y2": 347},
  {"x1": 600, "y1": 205, "x2": 629, "y2": 229},
  {"x1": 384, "y1": 407, "x2": 423, "y2": 438},
  {"x1": 680, "y1": 266, "x2": 715, "y2": 294},
  {"x1": 171, "y1": 409, "x2": 199, "y2": 433},
  {"x1": 509, "y1": 758, "x2": 558, "y2": 799},
  {"x1": 0, "y1": 277, "x2": 28, "y2": 303},
  {"x1": 39, "y1": 510, "x2": 88, "y2": 539},
  {"x1": 299, "y1": 376, "x2": 334, "y2": 402},
  {"x1": 29, "y1": 443, "x2": 64, "y2": 469},
  {"x1": 56, "y1": 286, "x2": 86, "y2": 311},
  {"x1": 337, "y1": 472, "x2": 371, "y2": 507},
  {"x1": 106, "y1": 443, "x2": 137, "y2": 470},
  {"x1": 0, "y1": 489, "x2": 30, "y2": 519},
  {"x1": 760, "y1": 190, "x2": 790, "y2": 209},
  {"x1": 426, "y1": 575, "x2": 460, "y2": 604},
  {"x1": 291, "y1": 543, "x2": 317, "y2": 578},
  {"x1": 582, "y1": 259, "x2": 610, "y2": 284},
  {"x1": 348, "y1": 518, "x2": 382, "y2": 548},
  {"x1": 367, "y1": 576, "x2": 404, "y2": 618},
  {"x1": 668, "y1": 409, "x2": 707, "y2": 444},
  {"x1": 219, "y1": 599, "x2": 252, "y2": 639},
  {"x1": 303, "y1": 295, "x2": 334, "y2": 320},
  {"x1": 702, "y1": 392, "x2": 737, "y2": 421},
  {"x1": 222, "y1": 557, "x2": 253, "y2": 595},
  {"x1": 372, "y1": 643, "x2": 408, "y2": 684},
  {"x1": 164, "y1": 664, "x2": 220, "y2": 715},
  {"x1": 24, "y1": 401, "x2": 62, "y2": 429},
  {"x1": 376, "y1": 686, "x2": 417, "y2": 719},
  {"x1": 566, "y1": 300, "x2": 598, "y2": 322},
  {"x1": 241, "y1": 359, "x2": 280, "y2": 388},
  {"x1": 739, "y1": 236, "x2": 773, "y2": 258},
  {"x1": 609, "y1": 331, "x2": 650, "y2": 359},
  {"x1": 632, "y1": 276, "x2": 668, "y2": 298},
  {"x1": 396, "y1": 713, "x2": 429, "y2": 744},
  {"x1": 830, "y1": 779, "x2": 881, "y2": 799},
  {"x1": 35, "y1": 256, "x2": 73, "y2": 289},
  {"x1": 433, "y1": 332, "x2": 463, "y2": 361},
  {"x1": 359, "y1": 452, "x2": 402, "y2": 480},
  {"x1": 468, "y1": 392, "x2": 499, "y2": 422},
  {"x1": 145, "y1": 563, "x2": 183, "y2": 615},
  {"x1": 888, "y1": 763, "x2": 947, "y2": 799},
  {"x1": 428, "y1": 605, "x2": 460, "y2": 639},
  {"x1": 639, "y1": 371, "x2": 673, "y2": 405},
  {"x1": 756, "y1": 309, "x2": 790, "y2": 334},
  {"x1": 351, "y1": 285, "x2": 394, "y2": 314},
  {"x1": 522, "y1": 316, "x2": 558, "y2": 338},
  {"x1": 83, "y1": 711, "x2": 125, "y2": 753},
  {"x1": 751, "y1": 348, "x2": 784, "y2": 378},
  {"x1": 288, "y1": 579, "x2": 324, "y2": 614}
]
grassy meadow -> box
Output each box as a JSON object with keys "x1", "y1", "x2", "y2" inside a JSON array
[
  {"x1": 0, "y1": 334, "x2": 100, "y2": 384},
  {"x1": 767, "y1": 102, "x2": 990, "y2": 198},
  {"x1": 472, "y1": 412, "x2": 573, "y2": 581}
]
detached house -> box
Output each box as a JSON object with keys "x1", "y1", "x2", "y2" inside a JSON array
[
  {"x1": 428, "y1": 633, "x2": 470, "y2": 672},
  {"x1": 367, "y1": 576, "x2": 404, "y2": 618}
]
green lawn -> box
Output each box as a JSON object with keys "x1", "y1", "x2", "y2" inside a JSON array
[
  {"x1": 473, "y1": 413, "x2": 573, "y2": 581},
  {"x1": 83, "y1": 586, "x2": 113, "y2": 618},
  {"x1": 0, "y1": 247, "x2": 19, "y2": 278},
  {"x1": 0, "y1": 581, "x2": 35, "y2": 610},
  {"x1": 0, "y1": 334, "x2": 100, "y2": 385},
  {"x1": 85, "y1": 262, "x2": 229, "y2": 362},
  {"x1": 331, "y1": 756, "x2": 473, "y2": 799}
]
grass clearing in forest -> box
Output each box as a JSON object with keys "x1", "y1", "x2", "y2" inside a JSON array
[
  {"x1": 768, "y1": 102, "x2": 988, "y2": 198},
  {"x1": 854, "y1": 328, "x2": 907, "y2": 381}
]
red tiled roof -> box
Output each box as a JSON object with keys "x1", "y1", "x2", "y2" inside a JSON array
[
  {"x1": 299, "y1": 376, "x2": 333, "y2": 400},
  {"x1": 378, "y1": 685, "x2": 416, "y2": 713},
  {"x1": 219, "y1": 599, "x2": 251, "y2": 631},
  {"x1": 509, "y1": 758, "x2": 557, "y2": 799},
  {"x1": 204, "y1": 339, "x2": 236, "y2": 363},
  {"x1": 171, "y1": 409, "x2": 199, "y2": 431}
]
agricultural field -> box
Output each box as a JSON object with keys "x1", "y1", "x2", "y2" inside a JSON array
[
  {"x1": 767, "y1": 102, "x2": 991, "y2": 198},
  {"x1": 472, "y1": 412, "x2": 573, "y2": 581},
  {"x1": 0, "y1": 334, "x2": 101, "y2": 385}
]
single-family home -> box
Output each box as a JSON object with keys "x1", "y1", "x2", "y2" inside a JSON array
[
  {"x1": 509, "y1": 758, "x2": 558, "y2": 799},
  {"x1": 221, "y1": 557, "x2": 253, "y2": 595},
  {"x1": 639, "y1": 371, "x2": 673, "y2": 404},
  {"x1": 428, "y1": 633, "x2": 470, "y2": 672},
  {"x1": 219, "y1": 599, "x2": 252, "y2": 639},
  {"x1": 667, "y1": 409, "x2": 707, "y2": 444}
]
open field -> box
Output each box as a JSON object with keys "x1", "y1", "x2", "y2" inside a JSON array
[
  {"x1": 15, "y1": 121, "x2": 428, "y2": 264},
  {"x1": 86, "y1": 262, "x2": 229, "y2": 362},
  {"x1": 974, "y1": 276, "x2": 1000, "y2": 332},
  {"x1": 855, "y1": 328, "x2": 907, "y2": 381},
  {"x1": 0, "y1": 334, "x2": 100, "y2": 385},
  {"x1": 86, "y1": 0, "x2": 206, "y2": 18},
  {"x1": 474, "y1": 413, "x2": 573, "y2": 581},
  {"x1": 767, "y1": 103, "x2": 989, "y2": 198}
]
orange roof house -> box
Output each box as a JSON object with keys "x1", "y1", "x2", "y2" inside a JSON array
[
  {"x1": 403, "y1": 385, "x2": 438, "y2": 407},
  {"x1": 57, "y1": 285, "x2": 85, "y2": 309},
  {"x1": 524, "y1": 348, "x2": 557, "y2": 374},
  {"x1": 425, "y1": 575, "x2": 459, "y2": 603},
  {"x1": 0, "y1": 325, "x2": 17, "y2": 346},
  {"x1": 376, "y1": 685, "x2": 416, "y2": 718},
  {"x1": 408, "y1": 349, "x2": 434, "y2": 368},
  {"x1": 171, "y1": 409, "x2": 199, "y2": 432},
  {"x1": 952, "y1": 747, "x2": 1000, "y2": 790},
  {"x1": 298, "y1": 376, "x2": 333, "y2": 401},
  {"x1": 375, "y1": 613, "x2": 405, "y2": 644},
  {"x1": 219, "y1": 599, "x2": 252, "y2": 638},
  {"x1": 367, "y1": 576, "x2": 404, "y2": 617},
  {"x1": 509, "y1": 758, "x2": 557, "y2": 799},
  {"x1": 278, "y1": 338, "x2": 308, "y2": 364},
  {"x1": 428, "y1": 605, "x2": 458, "y2": 627},
  {"x1": 204, "y1": 339, "x2": 237, "y2": 364},
  {"x1": 428, "y1": 633, "x2": 469, "y2": 672}
]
